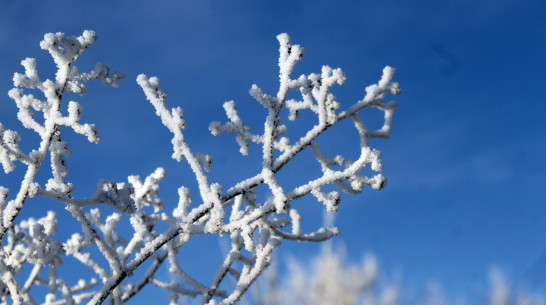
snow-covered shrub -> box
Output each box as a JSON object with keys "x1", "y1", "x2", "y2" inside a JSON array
[{"x1": 0, "y1": 30, "x2": 401, "y2": 305}]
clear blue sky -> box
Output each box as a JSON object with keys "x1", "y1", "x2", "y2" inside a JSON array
[{"x1": 0, "y1": 0, "x2": 545, "y2": 303}]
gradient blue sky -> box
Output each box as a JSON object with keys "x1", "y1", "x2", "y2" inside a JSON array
[{"x1": 1, "y1": 0, "x2": 545, "y2": 303}]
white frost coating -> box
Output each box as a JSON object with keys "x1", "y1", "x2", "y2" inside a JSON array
[
  {"x1": 262, "y1": 168, "x2": 287, "y2": 213},
  {"x1": 311, "y1": 189, "x2": 341, "y2": 212},
  {"x1": 0, "y1": 187, "x2": 8, "y2": 230},
  {"x1": 128, "y1": 167, "x2": 165, "y2": 212},
  {"x1": 205, "y1": 192, "x2": 225, "y2": 233},
  {"x1": 289, "y1": 209, "x2": 301, "y2": 236},
  {"x1": 173, "y1": 187, "x2": 191, "y2": 220},
  {"x1": 68, "y1": 63, "x2": 125, "y2": 95},
  {"x1": 209, "y1": 101, "x2": 252, "y2": 155},
  {"x1": 0, "y1": 31, "x2": 401, "y2": 305},
  {"x1": 39, "y1": 30, "x2": 99, "y2": 88},
  {"x1": 13, "y1": 58, "x2": 42, "y2": 90}
]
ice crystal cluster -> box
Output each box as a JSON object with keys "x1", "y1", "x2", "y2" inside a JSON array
[{"x1": 0, "y1": 31, "x2": 401, "y2": 305}]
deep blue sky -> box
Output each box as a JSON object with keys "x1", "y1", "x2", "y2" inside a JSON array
[{"x1": 1, "y1": 0, "x2": 545, "y2": 303}]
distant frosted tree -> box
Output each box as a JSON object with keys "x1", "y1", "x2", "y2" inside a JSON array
[
  {"x1": 250, "y1": 249, "x2": 546, "y2": 305},
  {"x1": 0, "y1": 30, "x2": 401, "y2": 305},
  {"x1": 486, "y1": 269, "x2": 546, "y2": 305},
  {"x1": 251, "y1": 244, "x2": 398, "y2": 305}
]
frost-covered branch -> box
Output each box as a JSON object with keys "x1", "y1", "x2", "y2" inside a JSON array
[
  {"x1": 131, "y1": 33, "x2": 400, "y2": 305},
  {"x1": 1, "y1": 31, "x2": 400, "y2": 305}
]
